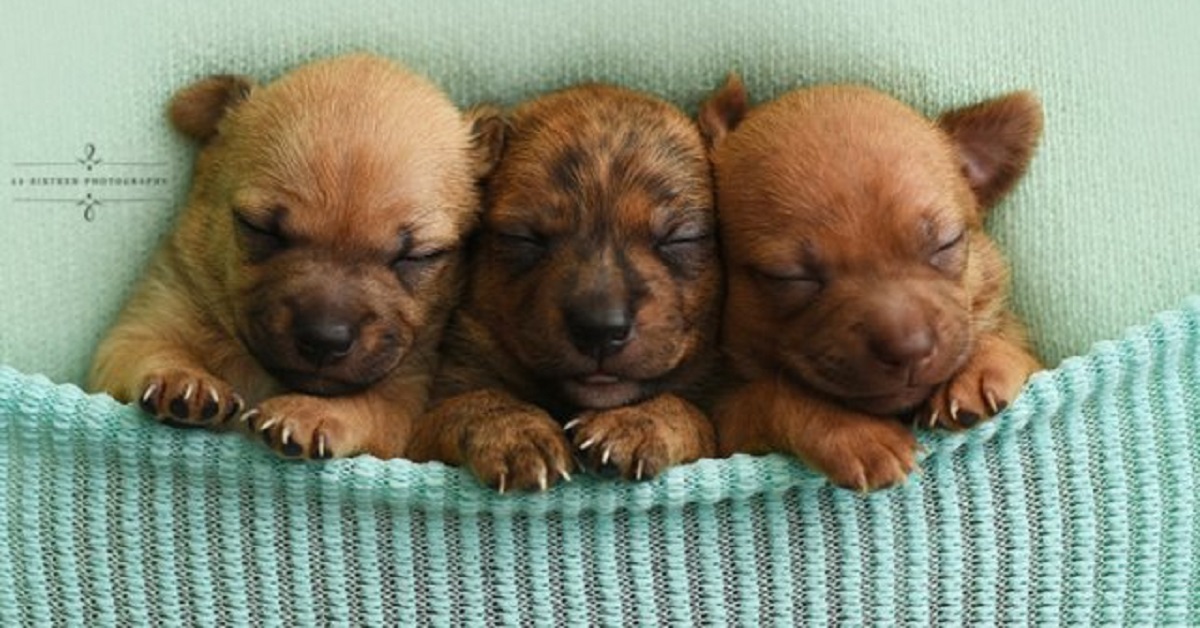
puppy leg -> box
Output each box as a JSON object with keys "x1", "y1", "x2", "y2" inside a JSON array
[
  {"x1": 715, "y1": 379, "x2": 918, "y2": 491},
  {"x1": 89, "y1": 289, "x2": 246, "y2": 426},
  {"x1": 567, "y1": 394, "x2": 716, "y2": 480},
  {"x1": 244, "y1": 371, "x2": 426, "y2": 460},
  {"x1": 922, "y1": 325, "x2": 1042, "y2": 430},
  {"x1": 408, "y1": 390, "x2": 574, "y2": 492}
]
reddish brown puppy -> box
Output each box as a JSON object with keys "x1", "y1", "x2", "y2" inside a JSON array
[
  {"x1": 700, "y1": 76, "x2": 1043, "y2": 490},
  {"x1": 409, "y1": 84, "x2": 720, "y2": 492},
  {"x1": 89, "y1": 54, "x2": 494, "y2": 459}
]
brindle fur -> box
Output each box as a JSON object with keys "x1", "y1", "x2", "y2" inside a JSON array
[{"x1": 409, "y1": 85, "x2": 721, "y2": 491}]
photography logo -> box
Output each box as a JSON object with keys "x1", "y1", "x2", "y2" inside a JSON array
[{"x1": 9, "y1": 143, "x2": 170, "y2": 221}]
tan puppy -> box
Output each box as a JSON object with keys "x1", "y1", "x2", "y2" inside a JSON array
[
  {"x1": 700, "y1": 76, "x2": 1043, "y2": 490},
  {"x1": 89, "y1": 54, "x2": 494, "y2": 459},
  {"x1": 409, "y1": 84, "x2": 720, "y2": 492}
]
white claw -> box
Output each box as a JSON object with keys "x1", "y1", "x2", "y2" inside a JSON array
[
  {"x1": 949, "y1": 399, "x2": 960, "y2": 422},
  {"x1": 985, "y1": 392, "x2": 1000, "y2": 415},
  {"x1": 281, "y1": 426, "x2": 293, "y2": 447},
  {"x1": 317, "y1": 434, "x2": 327, "y2": 459},
  {"x1": 579, "y1": 437, "x2": 596, "y2": 451},
  {"x1": 538, "y1": 469, "x2": 549, "y2": 492},
  {"x1": 601, "y1": 447, "x2": 611, "y2": 466},
  {"x1": 259, "y1": 416, "x2": 281, "y2": 433},
  {"x1": 140, "y1": 384, "x2": 158, "y2": 404},
  {"x1": 498, "y1": 472, "x2": 508, "y2": 495},
  {"x1": 635, "y1": 459, "x2": 645, "y2": 481},
  {"x1": 208, "y1": 388, "x2": 220, "y2": 406},
  {"x1": 558, "y1": 466, "x2": 573, "y2": 482},
  {"x1": 239, "y1": 409, "x2": 260, "y2": 424},
  {"x1": 182, "y1": 383, "x2": 195, "y2": 402},
  {"x1": 928, "y1": 409, "x2": 940, "y2": 429},
  {"x1": 563, "y1": 418, "x2": 582, "y2": 432}
]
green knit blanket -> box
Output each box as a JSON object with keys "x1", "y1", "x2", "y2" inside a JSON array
[{"x1": 2, "y1": 296, "x2": 1198, "y2": 624}]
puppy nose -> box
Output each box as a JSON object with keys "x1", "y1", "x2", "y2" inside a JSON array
[
  {"x1": 868, "y1": 324, "x2": 935, "y2": 368},
  {"x1": 565, "y1": 306, "x2": 634, "y2": 360},
  {"x1": 293, "y1": 314, "x2": 357, "y2": 365}
]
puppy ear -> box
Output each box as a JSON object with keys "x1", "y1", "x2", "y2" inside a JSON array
[
  {"x1": 698, "y1": 73, "x2": 749, "y2": 150},
  {"x1": 168, "y1": 75, "x2": 256, "y2": 142},
  {"x1": 464, "y1": 104, "x2": 507, "y2": 179},
  {"x1": 938, "y1": 91, "x2": 1043, "y2": 210}
]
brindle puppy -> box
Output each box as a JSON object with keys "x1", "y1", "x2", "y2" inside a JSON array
[
  {"x1": 700, "y1": 75, "x2": 1043, "y2": 490},
  {"x1": 89, "y1": 54, "x2": 495, "y2": 459},
  {"x1": 409, "y1": 84, "x2": 720, "y2": 492}
]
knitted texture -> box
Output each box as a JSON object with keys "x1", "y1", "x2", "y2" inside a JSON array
[
  {"x1": 2, "y1": 0, "x2": 1200, "y2": 383},
  {"x1": 2, "y1": 296, "x2": 1199, "y2": 625}
]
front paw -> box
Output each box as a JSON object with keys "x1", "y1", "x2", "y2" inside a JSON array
[
  {"x1": 461, "y1": 411, "x2": 573, "y2": 493},
  {"x1": 804, "y1": 417, "x2": 918, "y2": 492},
  {"x1": 567, "y1": 400, "x2": 713, "y2": 481},
  {"x1": 920, "y1": 339, "x2": 1040, "y2": 431},
  {"x1": 243, "y1": 395, "x2": 363, "y2": 460},
  {"x1": 137, "y1": 370, "x2": 244, "y2": 426}
]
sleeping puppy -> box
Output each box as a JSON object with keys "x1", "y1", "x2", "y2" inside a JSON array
[
  {"x1": 409, "y1": 84, "x2": 720, "y2": 492},
  {"x1": 700, "y1": 76, "x2": 1043, "y2": 490},
  {"x1": 88, "y1": 54, "x2": 493, "y2": 459}
]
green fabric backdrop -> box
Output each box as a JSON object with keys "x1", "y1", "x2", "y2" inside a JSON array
[{"x1": 1, "y1": 0, "x2": 1198, "y2": 384}]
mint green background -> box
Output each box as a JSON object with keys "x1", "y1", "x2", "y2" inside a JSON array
[{"x1": 2, "y1": 0, "x2": 1198, "y2": 385}]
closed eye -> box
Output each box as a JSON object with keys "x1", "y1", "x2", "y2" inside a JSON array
[
  {"x1": 392, "y1": 247, "x2": 451, "y2": 268},
  {"x1": 490, "y1": 226, "x2": 550, "y2": 273},
  {"x1": 755, "y1": 269, "x2": 823, "y2": 312},
  {"x1": 233, "y1": 208, "x2": 286, "y2": 260},
  {"x1": 756, "y1": 268, "x2": 823, "y2": 292},
  {"x1": 930, "y1": 229, "x2": 967, "y2": 273},
  {"x1": 936, "y1": 230, "x2": 966, "y2": 253},
  {"x1": 497, "y1": 230, "x2": 547, "y2": 248}
]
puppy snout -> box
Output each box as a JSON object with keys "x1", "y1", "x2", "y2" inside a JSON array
[
  {"x1": 868, "y1": 324, "x2": 934, "y2": 368},
  {"x1": 564, "y1": 304, "x2": 634, "y2": 361},
  {"x1": 864, "y1": 299, "x2": 936, "y2": 371},
  {"x1": 293, "y1": 311, "x2": 359, "y2": 366}
]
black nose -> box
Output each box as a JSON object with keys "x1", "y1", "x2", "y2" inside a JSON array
[
  {"x1": 294, "y1": 313, "x2": 357, "y2": 365},
  {"x1": 564, "y1": 306, "x2": 634, "y2": 360}
]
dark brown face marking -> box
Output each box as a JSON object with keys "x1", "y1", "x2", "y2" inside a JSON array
[
  {"x1": 550, "y1": 146, "x2": 588, "y2": 193},
  {"x1": 466, "y1": 83, "x2": 721, "y2": 411}
]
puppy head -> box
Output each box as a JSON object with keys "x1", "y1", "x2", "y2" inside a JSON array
[
  {"x1": 469, "y1": 84, "x2": 720, "y2": 410},
  {"x1": 704, "y1": 79, "x2": 1041, "y2": 414},
  {"x1": 169, "y1": 54, "x2": 493, "y2": 396}
]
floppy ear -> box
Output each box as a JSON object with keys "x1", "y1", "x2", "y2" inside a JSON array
[
  {"x1": 168, "y1": 75, "x2": 256, "y2": 142},
  {"x1": 938, "y1": 91, "x2": 1043, "y2": 211},
  {"x1": 698, "y1": 73, "x2": 749, "y2": 151},
  {"x1": 464, "y1": 104, "x2": 507, "y2": 179}
]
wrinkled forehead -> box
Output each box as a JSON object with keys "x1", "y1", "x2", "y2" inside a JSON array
[
  {"x1": 719, "y1": 100, "x2": 974, "y2": 263},
  {"x1": 489, "y1": 106, "x2": 712, "y2": 234},
  {"x1": 222, "y1": 116, "x2": 471, "y2": 246}
]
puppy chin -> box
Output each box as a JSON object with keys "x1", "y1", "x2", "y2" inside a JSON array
[
  {"x1": 269, "y1": 369, "x2": 380, "y2": 397},
  {"x1": 560, "y1": 376, "x2": 645, "y2": 410},
  {"x1": 837, "y1": 387, "x2": 934, "y2": 416},
  {"x1": 247, "y1": 341, "x2": 404, "y2": 397}
]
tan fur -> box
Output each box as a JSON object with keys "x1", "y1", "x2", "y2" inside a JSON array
[
  {"x1": 701, "y1": 76, "x2": 1043, "y2": 490},
  {"x1": 89, "y1": 54, "x2": 491, "y2": 459},
  {"x1": 408, "y1": 84, "x2": 720, "y2": 491}
]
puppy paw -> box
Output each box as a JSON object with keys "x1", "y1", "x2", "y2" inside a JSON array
[
  {"x1": 137, "y1": 370, "x2": 244, "y2": 426},
  {"x1": 567, "y1": 399, "x2": 714, "y2": 481},
  {"x1": 803, "y1": 417, "x2": 918, "y2": 492},
  {"x1": 242, "y1": 395, "x2": 363, "y2": 460},
  {"x1": 920, "y1": 338, "x2": 1040, "y2": 431},
  {"x1": 461, "y1": 411, "x2": 573, "y2": 493}
]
